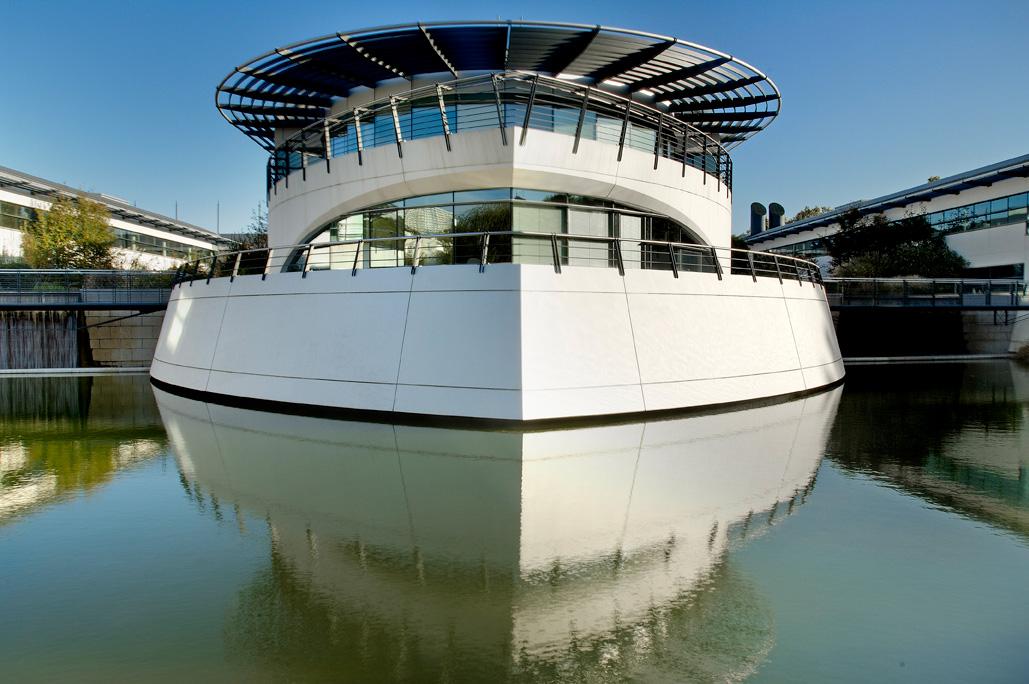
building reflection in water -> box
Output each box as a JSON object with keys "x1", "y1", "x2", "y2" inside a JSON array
[
  {"x1": 154, "y1": 386, "x2": 843, "y2": 678},
  {"x1": 829, "y1": 360, "x2": 1029, "y2": 539},
  {"x1": 155, "y1": 387, "x2": 842, "y2": 681},
  {"x1": 0, "y1": 375, "x2": 165, "y2": 523}
]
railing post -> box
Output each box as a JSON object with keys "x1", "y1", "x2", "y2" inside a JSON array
[
  {"x1": 479, "y1": 233, "x2": 490, "y2": 273},
  {"x1": 613, "y1": 238, "x2": 625, "y2": 276},
  {"x1": 667, "y1": 243, "x2": 678, "y2": 278},
  {"x1": 206, "y1": 256, "x2": 217, "y2": 284},
  {"x1": 746, "y1": 251, "x2": 757, "y2": 282},
  {"x1": 322, "y1": 119, "x2": 332, "y2": 173},
  {"x1": 410, "y1": 236, "x2": 421, "y2": 274},
  {"x1": 301, "y1": 245, "x2": 313, "y2": 278},
  {"x1": 931, "y1": 280, "x2": 936, "y2": 307},
  {"x1": 436, "y1": 84, "x2": 452, "y2": 152},
  {"x1": 389, "y1": 96, "x2": 404, "y2": 158},
  {"x1": 986, "y1": 280, "x2": 992, "y2": 307},
  {"x1": 352, "y1": 241, "x2": 362, "y2": 276},
  {"x1": 550, "y1": 234, "x2": 562, "y2": 274},
  {"x1": 519, "y1": 75, "x2": 539, "y2": 146},
  {"x1": 654, "y1": 113, "x2": 664, "y2": 170},
  {"x1": 282, "y1": 141, "x2": 290, "y2": 189},
  {"x1": 300, "y1": 140, "x2": 308, "y2": 181},
  {"x1": 230, "y1": 252, "x2": 241, "y2": 282},
  {"x1": 572, "y1": 86, "x2": 590, "y2": 154},
  {"x1": 491, "y1": 74, "x2": 508, "y2": 146},
  {"x1": 903, "y1": 279, "x2": 909, "y2": 306},
  {"x1": 772, "y1": 254, "x2": 783, "y2": 283},
  {"x1": 702, "y1": 137, "x2": 708, "y2": 185},
  {"x1": 716, "y1": 145, "x2": 722, "y2": 192},
  {"x1": 710, "y1": 246, "x2": 722, "y2": 280},
  {"x1": 262, "y1": 249, "x2": 273, "y2": 281},
  {"x1": 354, "y1": 111, "x2": 364, "y2": 166},
  {"x1": 617, "y1": 94, "x2": 632, "y2": 162}
]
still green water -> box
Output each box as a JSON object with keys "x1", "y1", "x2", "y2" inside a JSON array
[{"x1": 0, "y1": 364, "x2": 1027, "y2": 682}]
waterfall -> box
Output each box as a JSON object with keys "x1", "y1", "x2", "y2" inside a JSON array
[{"x1": 0, "y1": 311, "x2": 80, "y2": 369}]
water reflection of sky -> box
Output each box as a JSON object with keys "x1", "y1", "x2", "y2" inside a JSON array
[{"x1": 1, "y1": 364, "x2": 1028, "y2": 681}]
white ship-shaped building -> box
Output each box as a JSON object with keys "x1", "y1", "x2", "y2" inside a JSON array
[{"x1": 152, "y1": 21, "x2": 844, "y2": 422}]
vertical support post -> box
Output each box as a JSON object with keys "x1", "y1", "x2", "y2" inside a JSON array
[
  {"x1": 572, "y1": 86, "x2": 590, "y2": 154},
  {"x1": 410, "y1": 236, "x2": 421, "y2": 274},
  {"x1": 702, "y1": 137, "x2": 708, "y2": 184},
  {"x1": 654, "y1": 113, "x2": 664, "y2": 170},
  {"x1": 617, "y1": 94, "x2": 632, "y2": 162},
  {"x1": 479, "y1": 233, "x2": 490, "y2": 273},
  {"x1": 354, "y1": 111, "x2": 364, "y2": 166},
  {"x1": 230, "y1": 251, "x2": 241, "y2": 282},
  {"x1": 389, "y1": 96, "x2": 404, "y2": 158},
  {"x1": 282, "y1": 141, "x2": 290, "y2": 189},
  {"x1": 550, "y1": 234, "x2": 562, "y2": 274},
  {"x1": 322, "y1": 119, "x2": 332, "y2": 173},
  {"x1": 613, "y1": 238, "x2": 625, "y2": 276},
  {"x1": 746, "y1": 251, "x2": 757, "y2": 282},
  {"x1": 262, "y1": 248, "x2": 273, "y2": 281},
  {"x1": 716, "y1": 144, "x2": 721, "y2": 192},
  {"x1": 519, "y1": 75, "x2": 539, "y2": 146},
  {"x1": 436, "y1": 84, "x2": 452, "y2": 152},
  {"x1": 667, "y1": 243, "x2": 678, "y2": 278},
  {"x1": 681, "y1": 130, "x2": 687, "y2": 177},
  {"x1": 492, "y1": 74, "x2": 508, "y2": 146},
  {"x1": 351, "y1": 241, "x2": 361, "y2": 276},
  {"x1": 710, "y1": 246, "x2": 722, "y2": 280}
]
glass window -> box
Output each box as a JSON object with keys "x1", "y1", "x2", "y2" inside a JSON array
[
  {"x1": 990, "y1": 198, "x2": 1009, "y2": 213},
  {"x1": 453, "y1": 188, "x2": 511, "y2": 203},
  {"x1": 1009, "y1": 193, "x2": 1028, "y2": 210}
]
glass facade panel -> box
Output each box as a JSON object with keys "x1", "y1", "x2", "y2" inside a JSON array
[{"x1": 303, "y1": 188, "x2": 698, "y2": 272}]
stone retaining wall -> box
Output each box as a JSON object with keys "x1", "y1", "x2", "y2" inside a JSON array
[{"x1": 85, "y1": 310, "x2": 165, "y2": 367}]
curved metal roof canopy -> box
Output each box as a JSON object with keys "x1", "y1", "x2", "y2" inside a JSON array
[{"x1": 217, "y1": 21, "x2": 780, "y2": 151}]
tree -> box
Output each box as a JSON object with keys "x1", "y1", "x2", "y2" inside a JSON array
[
  {"x1": 730, "y1": 233, "x2": 750, "y2": 250},
  {"x1": 927, "y1": 176, "x2": 941, "y2": 183},
  {"x1": 237, "y1": 202, "x2": 268, "y2": 250},
  {"x1": 23, "y1": 195, "x2": 115, "y2": 268},
  {"x1": 825, "y1": 209, "x2": 968, "y2": 277},
  {"x1": 787, "y1": 206, "x2": 833, "y2": 223}
]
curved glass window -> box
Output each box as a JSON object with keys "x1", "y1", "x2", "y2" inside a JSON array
[{"x1": 300, "y1": 188, "x2": 700, "y2": 272}]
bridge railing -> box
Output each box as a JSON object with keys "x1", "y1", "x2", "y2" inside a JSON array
[
  {"x1": 171, "y1": 232, "x2": 823, "y2": 288},
  {"x1": 823, "y1": 278, "x2": 1028, "y2": 309},
  {"x1": 0, "y1": 270, "x2": 176, "y2": 308}
]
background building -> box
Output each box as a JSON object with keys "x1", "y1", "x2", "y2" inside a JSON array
[
  {"x1": 745, "y1": 154, "x2": 1029, "y2": 278},
  {"x1": 0, "y1": 165, "x2": 234, "y2": 268}
]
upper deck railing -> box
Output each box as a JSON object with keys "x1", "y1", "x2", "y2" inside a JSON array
[
  {"x1": 172, "y1": 232, "x2": 821, "y2": 288},
  {"x1": 268, "y1": 73, "x2": 733, "y2": 193}
]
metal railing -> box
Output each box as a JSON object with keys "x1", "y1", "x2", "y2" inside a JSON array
[
  {"x1": 823, "y1": 278, "x2": 1029, "y2": 310},
  {"x1": 171, "y1": 232, "x2": 822, "y2": 288},
  {"x1": 269, "y1": 73, "x2": 732, "y2": 193},
  {"x1": 0, "y1": 269, "x2": 176, "y2": 309}
]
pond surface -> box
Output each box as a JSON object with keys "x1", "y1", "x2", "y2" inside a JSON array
[{"x1": 1, "y1": 364, "x2": 1027, "y2": 682}]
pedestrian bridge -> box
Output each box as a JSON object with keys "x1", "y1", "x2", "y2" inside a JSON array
[
  {"x1": 824, "y1": 278, "x2": 1028, "y2": 311},
  {"x1": 0, "y1": 270, "x2": 173, "y2": 312}
]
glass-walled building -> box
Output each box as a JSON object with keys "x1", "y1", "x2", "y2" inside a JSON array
[
  {"x1": 0, "y1": 165, "x2": 234, "y2": 268},
  {"x1": 746, "y1": 154, "x2": 1029, "y2": 278}
]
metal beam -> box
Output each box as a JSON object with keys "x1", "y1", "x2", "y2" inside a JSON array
[
  {"x1": 542, "y1": 25, "x2": 601, "y2": 75},
  {"x1": 419, "y1": 23, "x2": 459, "y2": 77},
  {"x1": 667, "y1": 92, "x2": 779, "y2": 112},
  {"x1": 585, "y1": 39, "x2": 676, "y2": 84},
  {"x1": 653, "y1": 75, "x2": 766, "y2": 102},
  {"x1": 628, "y1": 55, "x2": 732, "y2": 92}
]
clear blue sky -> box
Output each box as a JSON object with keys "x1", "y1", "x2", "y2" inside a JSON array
[{"x1": 3, "y1": 0, "x2": 1027, "y2": 236}]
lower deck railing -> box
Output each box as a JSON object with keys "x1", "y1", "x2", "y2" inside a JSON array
[{"x1": 172, "y1": 232, "x2": 823, "y2": 288}]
